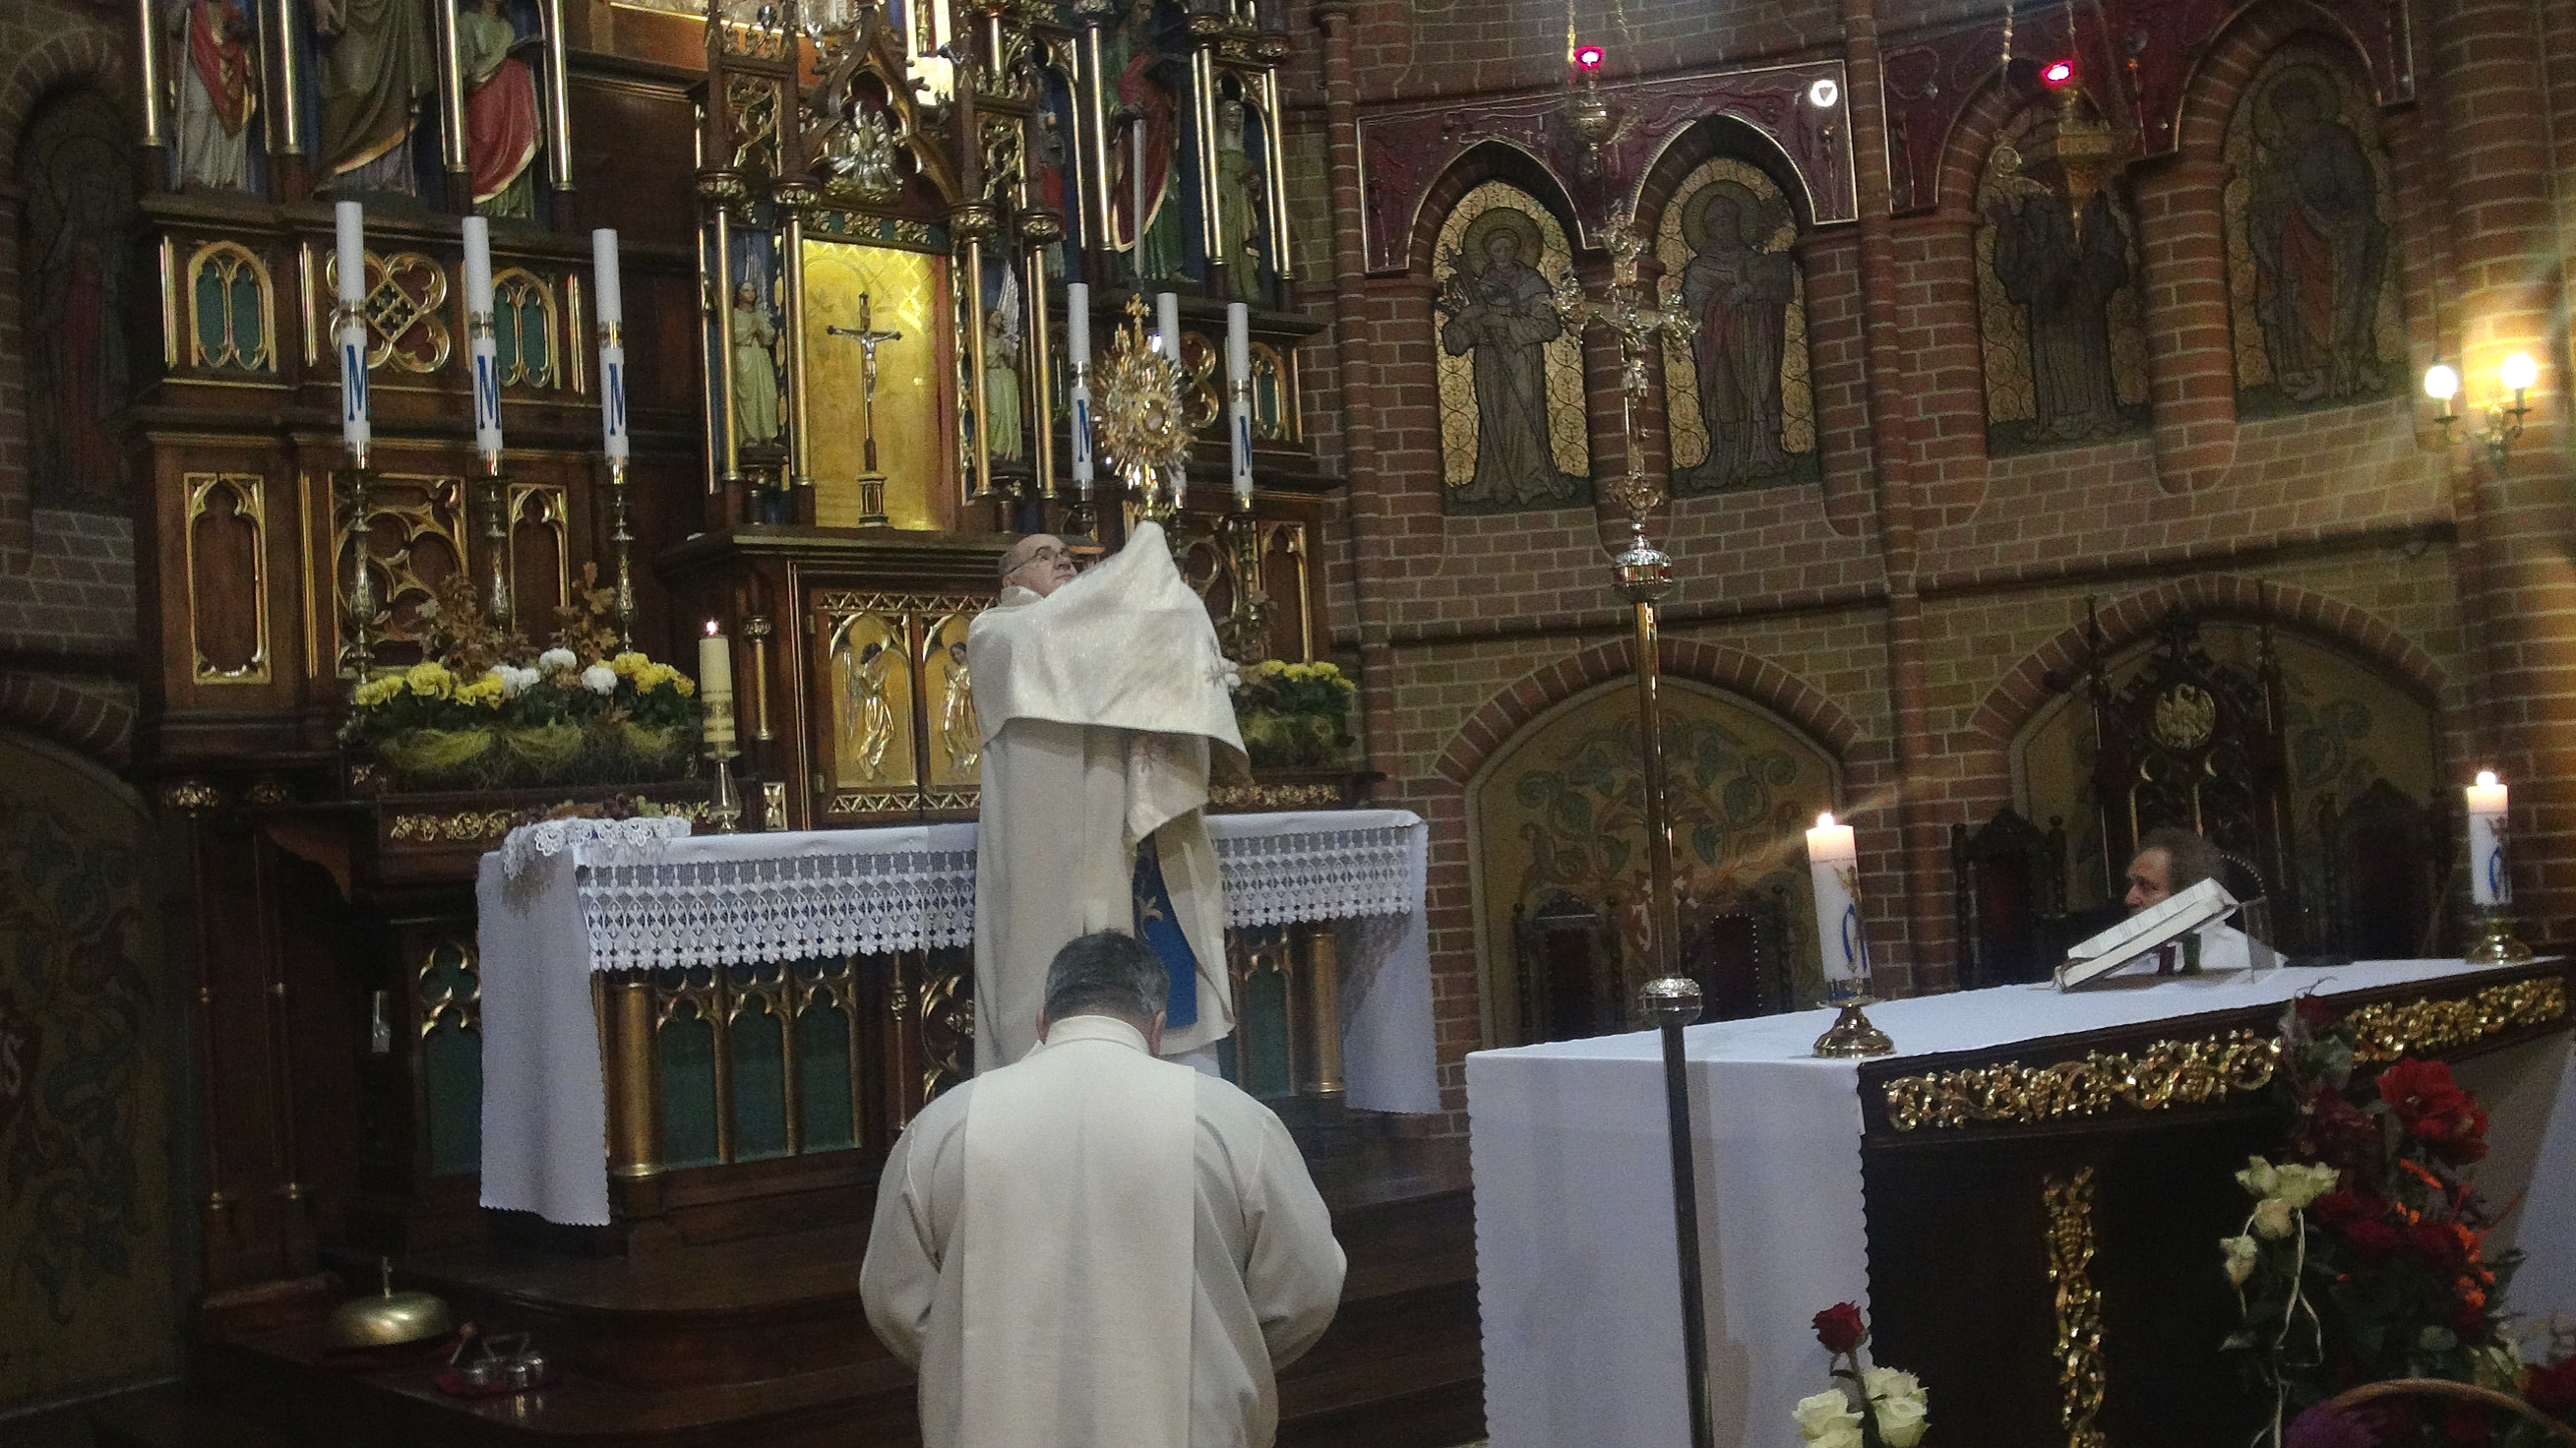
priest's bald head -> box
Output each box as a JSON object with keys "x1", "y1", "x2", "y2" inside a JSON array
[
  {"x1": 999, "y1": 533, "x2": 1078, "y2": 597},
  {"x1": 1036, "y1": 930, "x2": 1166, "y2": 1052}
]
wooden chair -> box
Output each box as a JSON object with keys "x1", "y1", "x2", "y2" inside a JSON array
[
  {"x1": 1511, "y1": 891, "x2": 1623, "y2": 1044},
  {"x1": 2314, "y1": 779, "x2": 2449, "y2": 959},
  {"x1": 1681, "y1": 887, "x2": 1794, "y2": 1020},
  {"x1": 1951, "y1": 809, "x2": 2069, "y2": 987}
]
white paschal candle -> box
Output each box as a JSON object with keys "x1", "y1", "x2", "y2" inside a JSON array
[
  {"x1": 699, "y1": 622, "x2": 737, "y2": 748},
  {"x1": 461, "y1": 217, "x2": 504, "y2": 459},
  {"x1": 1807, "y1": 812, "x2": 1867, "y2": 984},
  {"x1": 1157, "y1": 291, "x2": 1182, "y2": 362},
  {"x1": 1226, "y1": 301, "x2": 1253, "y2": 503},
  {"x1": 592, "y1": 228, "x2": 630, "y2": 461},
  {"x1": 1066, "y1": 281, "x2": 1094, "y2": 490},
  {"x1": 2467, "y1": 771, "x2": 2510, "y2": 907},
  {"x1": 335, "y1": 202, "x2": 371, "y2": 458}
]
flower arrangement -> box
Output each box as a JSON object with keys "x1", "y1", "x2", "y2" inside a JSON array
[
  {"x1": 1231, "y1": 658, "x2": 1357, "y2": 769},
  {"x1": 341, "y1": 569, "x2": 702, "y2": 790},
  {"x1": 2221, "y1": 993, "x2": 2576, "y2": 1446},
  {"x1": 1795, "y1": 1301, "x2": 1929, "y2": 1448}
]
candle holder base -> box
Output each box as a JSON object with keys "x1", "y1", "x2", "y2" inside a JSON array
[
  {"x1": 856, "y1": 474, "x2": 889, "y2": 527},
  {"x1": 705, "y1": 749, "x2": 744, "y2": 834},
  {"x1": 2466, "y1": 910, "x2": 2535, "y2": 967},
  {"x1": 1813, "y1": 997, "x2": 1895, "y2": 1058},
  {"x1": 1064, "y1": 496, "x2": 1099, "y2": 540}
]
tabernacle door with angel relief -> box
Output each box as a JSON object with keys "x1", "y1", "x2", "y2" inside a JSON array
[{"x1": 806, "y1": 593, "x2": 989, "y2": 819}]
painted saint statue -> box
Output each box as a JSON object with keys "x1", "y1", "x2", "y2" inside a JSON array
[
  {"x1": 1986, "y1": 144, "x2": 2128, "y2": 443},
  {"x1": 312, "y1": 0, "x2": 437, "y2": 195},
  {"x1": 2244, "y1": 66, "x2": 2390, "y2": 404},
  {"x1": 1679, "y1": 183, "x2": 1795, "y2": 489},
  {"x1": 732, "y1": 280, "x2": 783, "y2": 448},
  {"x1": 1105, "y1": 0, "x2": 1184, "y2": 281},
  {"x1": 458, "y1": 0, "x2": 541, "y2": 218},
  {"x1": 168, "y1": 0, "x2": 257, "y2": 191}
]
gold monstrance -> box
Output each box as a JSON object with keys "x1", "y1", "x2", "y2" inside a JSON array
[{"x1": 1091, "y1": 296, "x2": 1193, "y2": 520}]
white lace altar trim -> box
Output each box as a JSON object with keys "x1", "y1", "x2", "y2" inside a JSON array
[
  {"x1": 499, "y1": 814, "x2": 696, "y2": 881},
  {"x1": 1211, "y1": 824, "x2": 1414, "y2": 927},
  {"x1": 565, "y1": 816, "x2": 1423, "y2": 972}
]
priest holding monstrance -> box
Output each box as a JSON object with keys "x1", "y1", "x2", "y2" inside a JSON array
[{"x1": 967, "y1": 524, "x2": 1245, "y2": 1070}]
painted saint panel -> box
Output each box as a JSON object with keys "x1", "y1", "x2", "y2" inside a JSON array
[
  {"x1": 827, "y1": 612, "x2": 918, "y2": 790},
  {"x1": 2223, "y1": 50, "x2": 2402, "y2": 418},
  {"x1": 922, "y1": 613, "x2": 980, "y2": 790},
  {"x1": 1654, "y1": 158, "x2": 1819, "y2": 494},
  {"x1": 1975, "y1": 98, "x2": 2151, "y2": 453},
  {"x1": 19, "y1": 90, "x2": 137, "y2": 512},
  {"x1": 1434, "y1": 182, "x2": 1590, "y2": 513}
]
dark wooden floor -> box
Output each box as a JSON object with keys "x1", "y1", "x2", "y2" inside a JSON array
[{"x1": 88, "y1": 1138, "x2": 1482, "y2": 1448}]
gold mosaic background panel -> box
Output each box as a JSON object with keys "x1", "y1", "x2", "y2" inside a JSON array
[
  {"x1": 1432, "y1": 182, "x2": 1590, "y2": 511},
  {"x1": 1653, "y1": 158, "x2": 1817, "y2": 481},
  {"x1": 802, "y1": 239, "x2": 948, "y2": 530}
]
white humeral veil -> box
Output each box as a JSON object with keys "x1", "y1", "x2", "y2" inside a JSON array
[
  {"x1": 967, "y1": 521, "x2": 1247, "y2": 1069},
  {"x1": 957, "y1": 1019, "x2": 1196, "y2": 1448}
]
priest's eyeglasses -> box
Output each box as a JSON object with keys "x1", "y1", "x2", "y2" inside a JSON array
[{"x1": 1007, "y1": 545, "x2": 1071, "y2": 574}]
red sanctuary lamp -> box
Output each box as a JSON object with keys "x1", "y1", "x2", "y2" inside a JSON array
[{"x1": 1564, "y1": 41, "x2": 1618, "y2": 177}]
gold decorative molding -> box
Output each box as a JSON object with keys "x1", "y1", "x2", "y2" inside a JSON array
[
  {"x1": 161, "y1": 779, "x2": 224, "y2": 814},
  {"x1": 491, "y1": 267, "x2": 561, "y2": 389},
  {"x1": 826, "y1": 788, "x2": 978, "y2": 814},
  {"x1": 185, "y1": 240, "x2": 276, "y2": 373},
  {"x1": 1882, "y1": 1031, "x2": 2280, "y2": 1132},
  {"x1": 417, "y1": 937, "x2": 481, "y2": 1037},
  {"x1": 1209, "y1": 780, "x2": 1346, "y2": 810},
  {"x1": 2345, "y1": 978, "x2": 2568, "y2": 1063},
  {"x1": 2043, "y1": 1166, "x2": 2111, "y2": 1448},
  {"x1": 388, "y1": 810, "x2": 520, "y2": 844},
  {"x1": 812, "y1": 589, "x2": 992, "y2": 616},
  {"x1": 184, "y1": 472, "x2": 273, "y2": 684}
]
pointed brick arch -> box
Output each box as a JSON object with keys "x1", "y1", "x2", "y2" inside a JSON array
[
  {"x1": 2177, "y1": 2, "x2": 2390, "y2": 162},
  {"x1": 0, "y1": 17, "x2": 133, "y2": 575},
  {"x1": 1405, "y1": 141, "x2": 1585, "y2": 277},
  {"x1": 1435, "y1": 636, "x2": 1860, "y2": 786},
  {"x1": 0, "y1": 674, "x2": 133, "y2": 765},
  {"x1": 1966, "y1": 573, "x2": 2445, "y2": 751}
]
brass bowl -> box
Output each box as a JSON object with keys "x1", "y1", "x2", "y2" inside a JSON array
[{"x1": 325, "y1": 1259, "x2": 455, "y2": 1349}]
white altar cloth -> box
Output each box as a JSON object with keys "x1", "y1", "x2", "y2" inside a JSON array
[
  {"x1": 480, "y1": 810, "x2": 1437, "y2": 1226},
  {"x1": 1467, "y1": 958, "x2": 2576, "y2": 1448}
]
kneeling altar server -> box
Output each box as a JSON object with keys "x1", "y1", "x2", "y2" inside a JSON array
[
  {"x1": 966, "y1": 524, "x2": 1246, "y2": 1070},
  {"x1": 859, "y1": 931, "x2": 1346, "y2": 1448}
]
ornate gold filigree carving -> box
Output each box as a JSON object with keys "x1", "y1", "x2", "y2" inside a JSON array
[
  {"x1": 387, "y1": 810, "x2": 520, "y2": 844},
  {"x1": 417, "y1": 936, "x2": 480, "y2": 1036},
  {"x1": 2345, "y1": 978, "x2": 2568, "y2": 1062},
  {"x1": 162, "y1": 780, "x2": 224, "y2": 813},
  {"x1": 1208, "y1": 781, "x2": 1347, "y2": 810},
  {"x1": 1882, "y1": 1031, "x2": 2281, "y2": 1132},
  {"x1": 185, "y1": 472, "x2": 272, "y2": 684},
  {"x1": 2044, "y1": 1167, "x2": 2111, "y2": 1448}
]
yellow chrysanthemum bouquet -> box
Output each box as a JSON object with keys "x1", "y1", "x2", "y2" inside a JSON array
[
  {"x1": 1230, "y1": 658, "x2": 1357, "y2": 769},
  {"x1": 341, "y1": 568, "x2": 703, "y2": 790}
]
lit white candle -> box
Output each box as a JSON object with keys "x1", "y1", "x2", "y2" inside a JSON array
[
  {"x1": 1157, "y1": 291, "x2": 1182, "y2": 362},
  {"x1": 699, "y1": 621, "x2": 736, "y2": 749},
  {"x1": 1131, "y1": 119, "x2": 1146, "y2": 272},
  {"x1": 1226, "y1": 301, "x2": 1253, "y2": 503},
  {"x1": 1806, "y1": 812, "x2": 1867, "y2": 985},
  {"x1": 591, "y1": 228, "x2": 630, "y2": 461},
  {"x1": 2467, "y1": 770, "x2": 2511, "y2": 907},
  {"x1": 1067, "y1": 281, "x2": 1094, "y2": 491},
  {"x1": 334, "y1": 202, "x2": 371, "y2": 460},
  {"x1": 461, "y1": 217, "x2": 504, "y2": 460}
]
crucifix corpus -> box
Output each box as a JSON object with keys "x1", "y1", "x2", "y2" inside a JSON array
[{"x1": 825, "y1": 293, "x2": 904, "y2": 523}]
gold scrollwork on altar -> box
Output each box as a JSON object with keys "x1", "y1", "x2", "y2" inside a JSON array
[
  {"x1": 417, "y1": 937, "x2": 481, "y2": 1036},
  {"x1": 325, "y1": 250, "x2": 454, "y2": 374},
  {"x1": 387, "y1": 810, "x2": 521, "y2": 844},
  {"x1": 186, "y1": 241, "x2": 275, "y2": 373},
  {"x1": 1882, "y1": 1031, "x2": 2281, "y2": 1132},
  {"x1": 2043, "y1": 1167, "x2": 2111, "y2": 1448},
  {"x1": 2344, "y1": 978, "x2": 2568, "y2": 1062},
  {"x1": 808, "y1": 591, "x2": 992, "y2": 816}
]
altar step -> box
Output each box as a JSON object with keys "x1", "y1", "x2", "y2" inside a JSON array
[{"x1": 94, "y1": 1139, "x2": 1480, "y2": 1448}]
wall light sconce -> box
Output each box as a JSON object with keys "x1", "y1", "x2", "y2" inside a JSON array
[{"x1": 2424, "y1": 352, "x2": 2537, "y2": 464}]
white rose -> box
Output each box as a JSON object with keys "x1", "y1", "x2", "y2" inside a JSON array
[
  {"x1": 582, "y1": 663, "x2": 619, "y2": 694},
  {"x1": 2236, "y1": 1155, "x2": 2280, "y2": 1200},
  {"x1": 538, "y1": 647, "x2": 579, "y2": 674},
  {"x1": 2274, "y1": 1163, "x2": 2340, "y2": 1210},
  {"x1": 2251, "y1": 1197, "x2": 2298, "y2": 1240},
  {"x1": 1872, "y1": 1393, "x2": 1930, "y2": 1448},
  {"x1": 2221, "y1": 1234, "x2": 2261, "y2": 1286},
  {"x1": 512, "y1": 665, "x2": 541, "y2": 695},
  {"x1": 1792, "y1": 1388, "x2": 1861, "y2": 1444}
]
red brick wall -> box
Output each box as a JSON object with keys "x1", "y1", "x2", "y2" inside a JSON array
[{"x1": 1296, "y1": 0, "x2": 2536, "y2": 1128}]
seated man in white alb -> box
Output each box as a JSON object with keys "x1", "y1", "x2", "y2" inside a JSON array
[
  {"x1": 2122, "y1": 825, "x2": 2257, "y2": 972},
  {"x1": 966, "y1": 524, "x2": 1246, "y2": 1071},
  {"x1": 858, "y1": 930, "x2": 1346, "y2": 1448}
]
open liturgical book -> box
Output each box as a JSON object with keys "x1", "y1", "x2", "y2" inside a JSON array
[{"x1": 2055, "y1": 878, "x2": 2264, "y2": 991}]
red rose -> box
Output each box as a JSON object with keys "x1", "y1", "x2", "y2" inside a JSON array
[
  {"x1": 2377, "y1": 1059, "x2": 2491, "y2": 1162},
  {"x1": 1812, "y1": 1302, "x2": 1867, "y2": 1356},
  {"x1": 2294, "y1": 995, "x2": 2338, "y2": 1028},
  {"x1": 2526, "y1": 1356, "x2": 2576, "y2": 1415},
  {"x1": 2340, "y1": 1219, "x2": 2404, "y2": 1262},
  {"x1": 2404, "y1": 1221, "x2": 2470, "y2": 1269},
  {"x1": 2294, "y1": 1087, "x2": 2383, "y2": 1176},
  {"x1": 2310, "y1": 1191, "x2": 2372, "y2": 1231}
]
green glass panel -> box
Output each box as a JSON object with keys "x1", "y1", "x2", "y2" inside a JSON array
[
  {"x1": 193, "y1": 269, "x2": 227, "y2": 362},
  {"x1": 227, "y1": 270, "x2": 265, "y2": 369},
  {"x1": 1237, "y1": 966, "x2": 1294, "y2": 1101},
  {"x1": 658, "y1": 973, "x2": 720, "y2": 1168},
  {"x1": 424, "y1": 1023, "x2": 482, "y2": 1176},
  {"x1": 796, "y1": 998, "x2": 857, "y2": 1153},
  {"x1": 731, "y1": 992, "x2": 790, "y2": 1164}
]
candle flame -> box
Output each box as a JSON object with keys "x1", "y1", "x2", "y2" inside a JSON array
[
  {"x1": 705, "y1": 620, "x2": 720, "y2": 635},
  {"x1": 1815, "y1": 812, "x2": 1836, "y2": 829},
  {"x1": 2477, "y1": 770, "x2": 2498, "y2": 788}
]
